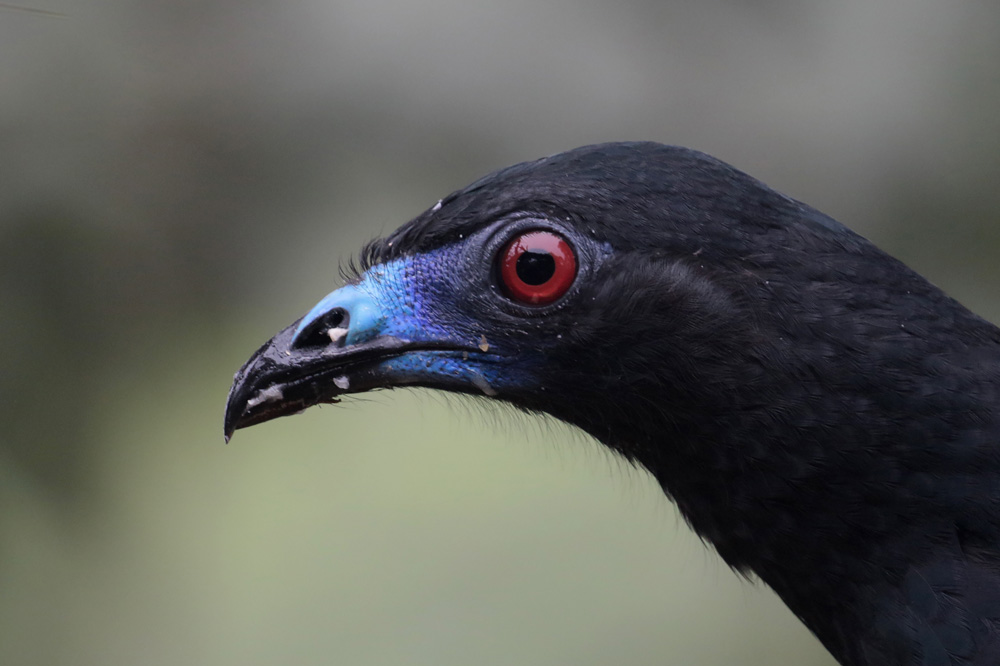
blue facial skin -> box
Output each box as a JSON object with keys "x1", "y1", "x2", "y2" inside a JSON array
[{"x1": 292, "y1": 243, "x2": 532, "y2": 398}]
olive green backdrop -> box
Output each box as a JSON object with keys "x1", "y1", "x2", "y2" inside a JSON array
[{"x1": 3, "y1": 1, "x2": 1000, "y2": 664}]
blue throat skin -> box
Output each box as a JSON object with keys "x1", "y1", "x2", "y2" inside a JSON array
[{"x1": 288, "y1": 247, "x2": 533, "y2": 401}]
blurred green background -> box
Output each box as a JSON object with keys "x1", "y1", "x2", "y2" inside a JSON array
[{"x1": 3, "y1": 1, "x2": 1000, "y2": 664}]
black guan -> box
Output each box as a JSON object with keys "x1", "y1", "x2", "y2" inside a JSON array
[{"x1": 226, "y1": 142, "x2": 1000, "y2": 665}]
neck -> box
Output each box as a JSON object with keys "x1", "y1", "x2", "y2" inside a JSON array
[
  {"x1": 591, "y1": 371, "x2": 1000, "y2": 664},
  {"x1": 602, "y1": 325, "x2": 1000, "y2": 665}
]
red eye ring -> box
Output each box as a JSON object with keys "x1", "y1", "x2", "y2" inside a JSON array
[{"x1": 499, "y1": 230, "x2": 577, "y2": 305}]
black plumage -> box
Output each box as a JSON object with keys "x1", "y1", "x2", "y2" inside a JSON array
[{"x1": 225, "y1": 142, "x2": 1000, "y2": 665}]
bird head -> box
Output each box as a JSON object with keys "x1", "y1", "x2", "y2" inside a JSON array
[{"x1": 225, "y1": 142, "x2": 850, "y2": 453}]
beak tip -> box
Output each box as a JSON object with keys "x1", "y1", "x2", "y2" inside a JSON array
[
  {"x1": 223, "y1": 382, "x2": 249, "y2": 444},
  {"x1": 222, "y1": 406, "x2": 240, "y2": 443}
]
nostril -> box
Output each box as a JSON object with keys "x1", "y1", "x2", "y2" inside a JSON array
[{"x1": 292, "y1": 308, "x2": 350, "y2": 349}]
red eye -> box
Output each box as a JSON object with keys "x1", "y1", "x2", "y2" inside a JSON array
[{"x1": 499, "y1": 230, "x2": 577, "y2": 305}]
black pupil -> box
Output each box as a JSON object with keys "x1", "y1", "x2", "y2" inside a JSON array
[{"x1": 516, "y1": 249, "x2": 555, "y2": 285}]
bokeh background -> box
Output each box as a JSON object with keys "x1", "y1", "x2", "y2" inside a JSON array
[{"x1": 3, "y1": 1, "x2": 1000, "y2": 664}]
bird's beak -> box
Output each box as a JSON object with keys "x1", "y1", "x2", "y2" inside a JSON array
[
  {"x1": 223, "y1": 320, "x2": 400, "y2": 442},
  {"x1": 223, "y1": 282, "x2": 403, "y2": 441},
  {"x1": 223, "y1": 280, "x2": 473, "y2": 441}
]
